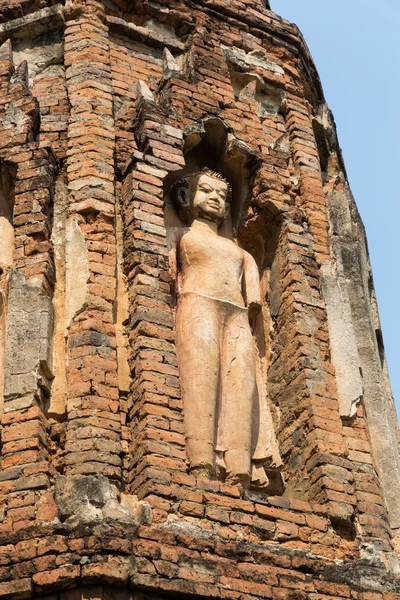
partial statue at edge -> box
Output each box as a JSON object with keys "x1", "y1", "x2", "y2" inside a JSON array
[{"x1": 168, "y1": 168, "x2": 282, "y2": 489}]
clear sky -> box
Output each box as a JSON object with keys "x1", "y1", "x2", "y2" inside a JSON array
[{"x1": 271, "y1": 1, "x2": 400, "y2": 416}]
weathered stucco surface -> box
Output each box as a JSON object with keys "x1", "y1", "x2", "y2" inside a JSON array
[
  {"x1": 326, "y1": 181, "x2": 400, "y2": 531},
  {"x1": 4, "y1": 269, "x2": 53, "y2": 408}
]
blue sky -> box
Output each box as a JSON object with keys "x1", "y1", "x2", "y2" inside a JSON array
[{"x1": 271, "y1": 1, "x2": 400, "y2": 416}]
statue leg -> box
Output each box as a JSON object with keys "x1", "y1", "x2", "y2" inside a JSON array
[
  {"x1": 176, "y1": 293, "x2": 221, "y2": 474},
  {"x1": 220, "y1": 306, "x2": 256, "y2": 485}
]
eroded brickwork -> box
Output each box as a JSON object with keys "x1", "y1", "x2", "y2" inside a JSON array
[{"x1": 0, "y1": 0, "x2": 399, "y2": 598}]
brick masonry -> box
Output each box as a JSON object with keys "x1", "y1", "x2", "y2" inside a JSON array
[{"x1": 0, "y1": 0, "x2": 399, "y2": 598}]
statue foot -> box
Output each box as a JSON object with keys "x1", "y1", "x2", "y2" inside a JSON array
[
  {"x1": 225, "y1": 473, "x2": 250, "y2": 489},
  {"x1": 250, "y1": 479, "x2": 270, "y2": 492},
  {"x1": 190, "y1": 465, "x2": 214, "y2": 479}
]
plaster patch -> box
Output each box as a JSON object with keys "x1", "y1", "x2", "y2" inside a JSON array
[
  {"x1": 321, "y1": 260, "x2": 364, "y2": 418},
  {"x1": 65, "y1": 217, "x2": 89, "y2": 329},
  {"x1": 4, "y1": 270, "x2": 53, "y2": 400}
]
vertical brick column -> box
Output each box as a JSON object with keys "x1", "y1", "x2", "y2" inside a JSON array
[
  {"x1": 121, "y1": 158, "x2": 182, "y2": 506},
  {"x1": 283, "y1": 95, "x2": 360, "y2": 523},
  {"x1": 120, "y1": 90, "x2": 187, "y2": 514},
  {"x1": 320, "y1": 151, "x2": 393, "y2": 546},
  {"x1": 286, "y1": 97, "x2": 331, "y2": 263},
  {"x1": 63, "y1": 1, "x2": 122, "y2": 481},
  {"x1": 266, "y1": 210, "x2": 347, "y2": 499},
  {"x1": 0, "y1": 40, "x2": 57, "y2": 531}
]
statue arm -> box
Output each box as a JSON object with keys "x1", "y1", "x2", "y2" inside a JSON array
[
  {"x1": 168, "y1": 228, "x2": 185, "y2": 301},
  {"x1": 243, "y1": 250, "x2": 262, "y2": 317}
]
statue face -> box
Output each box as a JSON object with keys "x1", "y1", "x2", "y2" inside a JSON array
[{"x1": 192, "y1": 174, "x2": 229, "y2": 222}]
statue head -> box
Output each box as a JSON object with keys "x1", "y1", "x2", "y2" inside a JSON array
[{"x1": 171, "y1": 168, "x2": 232, "y2": 225}]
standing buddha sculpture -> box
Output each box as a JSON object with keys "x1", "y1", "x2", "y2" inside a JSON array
[{"x1": 170, "y1": 168, "x2": 282, "y2": 487}]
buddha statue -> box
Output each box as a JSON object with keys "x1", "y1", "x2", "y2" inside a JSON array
[{"x1": 170, "y1": 168, "x2": 281, "y2": 487}]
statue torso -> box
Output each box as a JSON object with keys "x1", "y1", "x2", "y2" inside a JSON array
[{"x1": 178, "y1": 227, "x2": 245, "y2": 308}]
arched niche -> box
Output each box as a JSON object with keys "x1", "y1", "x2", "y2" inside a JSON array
[{"x1": 163, "y1": 117, "x2": 284, "y2": 493}]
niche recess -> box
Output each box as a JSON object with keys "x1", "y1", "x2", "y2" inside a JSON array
[{"x1": 164, "y1": 117, "x2": 284, "y2": 493}]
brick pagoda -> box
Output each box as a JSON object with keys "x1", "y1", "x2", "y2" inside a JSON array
[{"x1": 0, "y1": 0, "x2": 399, "y2": 598}]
